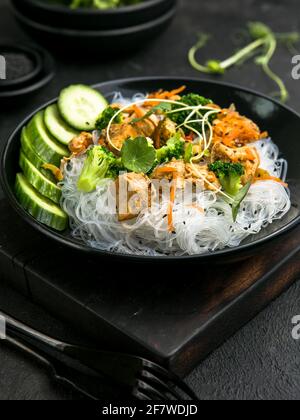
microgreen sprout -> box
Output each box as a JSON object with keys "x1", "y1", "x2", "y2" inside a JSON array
[{"x1": 188, "y1": 22, "x2": 300, "y2": 102}]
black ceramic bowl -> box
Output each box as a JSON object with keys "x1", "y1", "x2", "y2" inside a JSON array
[
  {"x1": 12, "y1": 0, "x2": 177, "y2": 30},
  {"x1": 0, "y1": 45, "x2": 55, "y2": 106},
  {"x1": 1, "y1": 77, "x2": 300, "y2": 264},
  {"x1": 0, "y1": 43, "x2": 42, "y2": 89},
  {"x1": 11, "y1": 2, "x2": 176, "y2": 54}
]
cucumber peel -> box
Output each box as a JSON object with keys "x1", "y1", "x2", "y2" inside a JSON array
[{"x1": 15, "y1": 173, "x2": 68, "y2": 232}]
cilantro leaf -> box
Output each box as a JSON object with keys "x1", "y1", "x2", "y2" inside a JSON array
[{"x1": 121, "y1": 137, "x2": 156, "y2": 173}]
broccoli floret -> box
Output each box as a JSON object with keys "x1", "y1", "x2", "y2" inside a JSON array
[
  {"x1": 95, "y1": 106, "x2": 123, "y2": 131},
  {"x1": 209, "y1": 161, "x2": 244, "y2": 196},
  {"x1": 156, "y1": 133, "x2": 185, "y2": 164},
  {"x1": 169, "y1": 93, "x2": 214, "y2": 134},
  {"x1": 77, "y1": 146, "x2": 121, "y2": 192}
]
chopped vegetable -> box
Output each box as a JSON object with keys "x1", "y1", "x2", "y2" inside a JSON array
[
  {"x1": 42, "y1": 163, "x2": 64, "y2": 182},
  {"x1": 231, "y1": 182, "x2": 252, "y2": 221},
  {"x1": 77, "y1": 146, "x2": 121, "y2": 192},
  {"x1": 131, "y1": 102, "x2": 172, "y2": 124},
  {"x1": 254, "y1": 168, "x2": 288, "y2": 187},
  {"x1": 184, "y1": 143, "x2": 193, "y2": 163},
  {"x1": 156, "y1": 132, "x2": 185, "y2": 164},
  {"x1": 168, "y1": 179, "x2": 177, "y2": 233},
  {"x1": 96, "y1": 106, "x2": 123, "y2": 131},
  {"x1": 121, "y1": 137, "x2": 156, "y2": 173},
  {"x1": 209, "y1": 161, "x2": 245, "y2": 197},
  {"x1": 209, "y1": 161, "x2": 251, "y2": 220},
  {"x1": 168, "y1": 94, "x2": 214, "y2": 134}
]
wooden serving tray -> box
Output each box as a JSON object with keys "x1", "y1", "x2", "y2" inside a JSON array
[{"x1": 0, "y1": 198, "x2": 299, "y2": 377}]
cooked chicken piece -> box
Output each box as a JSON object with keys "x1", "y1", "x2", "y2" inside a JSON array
[
  {"x1": 213, "y1": 108, "x2": 262, "y2": 147},
  {"x1": 151, "y1": 160, "x2": 185, "y2": 189},
  {"x1": 69, "y1": 132, "x2": 93, "y2": 156},
  {"x1": 116, "y1": 173, "x2": 150, "y2": 222},
  {"x1": 102, "y1": 120, "x2": 154, "y2": 152},
  {"x1": 153, "y1": 118, "x2": 177, "y2": 148},
  {"x1": 211, "y1": 142, "x2": 260, "y2": 184},
  {"x1": 185, "y1": 163, "x2": 220, "y2": 191}
]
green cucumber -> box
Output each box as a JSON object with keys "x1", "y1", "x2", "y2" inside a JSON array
[
  {"x1": 15, "y1": 173, "x2": 68, "y2": 231},
  {"x1": 44, "y1": 104, "x2": 79, "y2": 145},
  {"x1": 27, "y1": 111, "x2": 69, "y2": 166},
  {"x1": 58, "y1": 84, "x2": 108, "y2": 131},
  {"x1": 19, "y1": 151, "x2": 61, "y2": 204},
  {"x1": 20, "y1": 127, "x2": 55, "y2": 182}
]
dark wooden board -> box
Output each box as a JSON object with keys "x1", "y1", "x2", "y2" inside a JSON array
[{"x1": 0, "y1": 198, "x2": 299, "y2": 377}]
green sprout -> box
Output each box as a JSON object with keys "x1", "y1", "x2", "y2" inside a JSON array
[{"x1": 188, "y1": 22, "x2": 300, "y2": 103}]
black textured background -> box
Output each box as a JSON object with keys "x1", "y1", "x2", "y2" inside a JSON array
[{"x1": 0, "y1": 0, "x2": 300, "y2": 400}]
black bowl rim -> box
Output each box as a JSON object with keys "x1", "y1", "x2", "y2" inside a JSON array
[
  {"x1": 1, "y1": 76, "x2": 300, "y2": 262},
  {"x1": 0, "y1": 45, "x2": 55, "y2": 98},
  {"x1": 0, "y1": 43, "x2": 43, "y2": 88},
  {"x1": 20, "y1": 0, "x2": 175, "y2": 16},
  {"x1": 12, "y1": 2, "x2": 176, "y2": 36}
]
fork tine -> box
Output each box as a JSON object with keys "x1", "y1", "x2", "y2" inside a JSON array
[
  {"x1": 136, "y1": 379, "x2": 171, "y2": 401},
  {"x1": 143, "y1": 362, "x2": 199, "y2": 400},
  {"x1": 140, "y1": 370, "x2": 181, "y2": 400},
  {"x1": 132, "y1": 389, "x2": 152, "y2": 401}
]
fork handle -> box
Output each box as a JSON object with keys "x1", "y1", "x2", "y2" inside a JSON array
[{"x1": 0, "y1": 310, "x2": 66, "y2": 353}]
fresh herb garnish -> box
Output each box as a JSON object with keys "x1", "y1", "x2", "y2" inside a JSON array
[
  {"x1": 188, "y1": 22, "x2": 300, "y2": 102},
  {"x1": 121, "y1": 137, "x2": 156, "y2": 173}
]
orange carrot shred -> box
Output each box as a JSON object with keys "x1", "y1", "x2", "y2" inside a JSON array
[{"x1": 42, "y1": 163, "x2": 63, "y2": 182}]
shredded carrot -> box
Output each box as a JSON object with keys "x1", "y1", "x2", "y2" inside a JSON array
[
  {"x1": 213, "y1": 108, "x2": 262, "y2": 147},
  {"x1": 42, "y1": 163, "x2": 63, "y2": 182},
  {"x1": 145, "y1": 86, "x2": 186, "y2": 106},
  {"x1": 132, "y1": 105, "x2": 145, "y2": 119},
  {"x1": 254, "y1": 176, "x2": 288, "y2": 187},
  {"x1": 168, "y1": 179, "x2": 176, "y2": 233},
  {"x1": 155, "y1": 166, "x2": 179, "y2": 175},
  {"x1": 254, "y1": 168, "x2": 288, "y2": 187},
  {"x1": 149, "y1": 85, "x2": 186, "y2": 99}
]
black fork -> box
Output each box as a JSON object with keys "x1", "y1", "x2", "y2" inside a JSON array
[{"x1": 0, "y1": 311, "x2": 198, "y2": 400}]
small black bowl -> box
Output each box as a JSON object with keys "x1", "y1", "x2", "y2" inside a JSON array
[
  {"x1": 0, "y1": 43, "x2": 42, "y2": 89},
  {"x1": 0, "y1": 45, "x2": 55, "y2": 105},
  {"x1": 12, "y1": 0, "x2": 177, "y2": 30},
  {"x1": 11, "y1": 3, "x2": 177, "y2": 54}
]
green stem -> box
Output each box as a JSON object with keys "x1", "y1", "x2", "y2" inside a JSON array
[
  {"x1": 188, "y1": 34, "x2": 213, "y2": 73},
  {"x1": 220, "y1": 38, "x2": 265, "y2": 69},
  {"x1": 259, "y1": 37, "x2": 289, "y2": 102}
]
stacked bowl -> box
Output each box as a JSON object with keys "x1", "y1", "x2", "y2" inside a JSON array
[{"x1": 11, "y1": 0, "x2": 178, "y2": 53}]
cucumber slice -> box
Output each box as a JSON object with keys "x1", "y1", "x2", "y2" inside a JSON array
[
  {"x1": 58, "y1": 84, "x2": 108, "y2": 131},
  {"x1": 45, "y1": 104, "x2": 79, "y2": 145},
  {"x1": 15, "y1": 173, "x2": 68, "y2": 231},
  {"x1": 20, "y1": 127, "x2": 55, "y2": 182},
  {"x1": 27, "y1": 111, "x2": 69, "y2": 166},
  {"x1": 19, "y1": 151, "x2": 61, "y2": 204}
]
